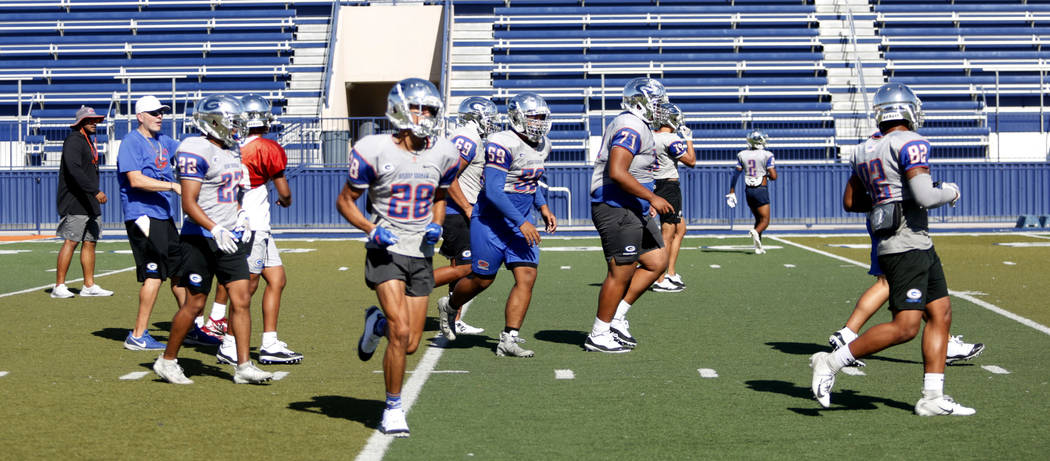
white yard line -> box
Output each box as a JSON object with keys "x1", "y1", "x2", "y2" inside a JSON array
[
  {"x1": 0, "y1": 266, "x2": 136, "y2": 299},
  {"x1": 769, "y1": 236, "x2": 1050, "y2": 337}
]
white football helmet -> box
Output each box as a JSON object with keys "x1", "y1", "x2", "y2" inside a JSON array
[
  {"x1": 873, "y1": 82, "x2": 924, "y2": 130},
  {"x1": 239, "y1": 93, "x2": 274, "y2": 131},
  {"x1": 386, "y1": 78, "x2": 444, "y2": 138},
  {"x1": 507, "y1": 92, "x2": 552, "y2": 143},
  {"x1": 457, "y1": 96, "x2": 499, "y2": 136},
  {"x1": 622, "y1": 77, "x2": 667, "y2": 125},
  {"x1": 657, "y1": 102, "x2": 684, "y2": 130},
  {"x1": 746, "y1": 130, "x2": 768, "y2": 149},
  {"x1": 193, "y1": 94, "x2": 244, "y2": 148}
]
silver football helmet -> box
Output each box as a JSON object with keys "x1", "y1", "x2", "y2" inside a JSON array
[
  {"x1": 457, "y1": 96, "x2": 499, "y2": 136},
  {"x1": 386, "y1": 78, "x2": 444, "y2": 138},
  {"x1": 507, "y1": 92, "x2": 552, "y2": 143},
  {"x1": 746, "y1": 130, "x2": 768, "y2": 148},
  {"x1": 193, "y1": 94, "x2": 244, "y2": 148},
  {"x1": 622, "y1": 77, "x2": 667, "y2": 125},
  {"x1": 872, "y1": 82, "x2": 924, "y2": 130},
  {"x1": 239, "y1": 93, "x2": 274, "y2": 131},
  {"x1": 656, "y1": 102, "x2": 684, "y2": 130}
]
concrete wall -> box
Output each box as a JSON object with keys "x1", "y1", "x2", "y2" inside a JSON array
[{"x1": 322, "y1": 4, "x2": 445, "y2": 119}]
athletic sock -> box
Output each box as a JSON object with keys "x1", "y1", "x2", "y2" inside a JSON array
[
  {"x1": 194, "y1": 315, "x2": 205, "y2": 328},
  {"x1": 830, "y1": 346, "x2": 855, "y2": 371},
  {"x1": 385, "y1": 393, "x2": 402, "y2": 410},
  {"x1": 210, "y1": 302, "x2": 227, "y2": 320},
  {"x1": 613, "y1": 300, "x2": 632, "y2": 320},
  {"x1": 836, "y1": 326, "x2": 858, "y2": 345},
  {"x1": 591, "y1": 317, "x2": 610, "y2": 336},
  {"x1": 923, "y1": 373, "x2": 945, "y2": 398},
  {"x1": 261, "y1": 331, "x2": 278, "y2": 349},
  {"x1": 374, "y1": 316, "x2": 388, "y2": 337}
]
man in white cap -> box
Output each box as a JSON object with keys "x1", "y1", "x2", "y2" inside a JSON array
[
  {"x1": 52, "y1": 106, "x2": 113, "y2": 299},
  {"x1": 117, "y1": 95, "x2": 188, "y2": 351}
]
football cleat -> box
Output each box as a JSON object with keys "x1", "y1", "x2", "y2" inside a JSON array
[
  {"x1": 153, "y1": 356, "x2": 193, "y2": 384},
  {"x1": 260, "y1": 340, "x2": 303, "y2": 364},
  {"x1": 380, "y1": 407, "x2": 410, "y2": 437},
  {"x1": 437, "y1": 296, "x2": 457, "y2": 341},
  {"x1": 946, "y1": 335, "x2": 985, "y2": 364},
  {"x1": 584, "y1": 331, "x2": 630, "y2": 353},
  {"x1": 609, "y1": 317, "x2": 637, "y2": 348},
  {"x1": 184, "y1": 324, "x2": 222, "y2": 346},
  {"x1": 203, "y1": 317, "x2": 228, "y2": 337},
  {"x1": 810, "y1": 352, "x2": 836, "y2": 408},
  {"x1": 495, "y1": 332, "x2": 534, "y2": 358},
  {"x1": 915, "y1": 394, "x2": 975, "y2": 416},
  {"x1": 666, "y1": 273, "x2": 685, "y2": 289},
  {"x1": 455, "y1": 320, "x2": 484, "y2": 336},
  {"x1": 749, "y1": 229, "x2": 764, "y2": 254},
  {"x1": 358, "y1": 306, "x2": 384, "y2": 362},
  {"x1": 651, "y1": 279, "x2": 683, "y2": 293},
  {"x1": 216, "y1": 338, "x2": 237, "y2": 365},
  {"x1": 233, "y1": 361, "x2": 273, "y2": 384}
]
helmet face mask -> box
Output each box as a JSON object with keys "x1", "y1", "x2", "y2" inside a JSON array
[
  {"x1": 656, "y1": 102, "x2": 683, "y2": 130},
  {"x1": 457, "y1": 96, "x2": 499, "y2": 136},
  {"x1": 507, "y1": 92, "x2": 552, "y2": 143},
  {"x1": 873, "y1": 83, "x2": 924, "y2": 130},
  {"x1": 193, "y1": 94, "x2": 245, "y2": 148},
  {"x1": 622, "y1": 77, "x2": 667, "y2": 125},
  {"x1": 387, "y1": 78, "x2": 444, "y2": 139},
  {"x1": 746, "y1": 130, "x2": 768, "y2": 148},
  {"x1": 239, "y1": 93, "x2": 274, "y2": 131}
]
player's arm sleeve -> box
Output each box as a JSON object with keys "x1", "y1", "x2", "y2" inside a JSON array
[
  {"x1": 729, "y1": 168, "x2": 742, "y2": 190},
  {"x1": 533, "y1": 181, "x2": 548, "y2": 209},
  {"x1": 483, "y1": 166, "x2": 527, "y2": 227},
  {"x1": 346, "y1": 148, "x2": 375, "y2": 189},
  {"x1": 908, "y1": 173, "x2": 956, "y2": 209}
]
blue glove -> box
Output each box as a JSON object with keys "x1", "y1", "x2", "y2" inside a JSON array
[
  {"x1": 368, "y1": 225, "x2": 399, "y2": 248},
  {"x1": 424, "y1": 223, "x2": 442, "y2": 245}
]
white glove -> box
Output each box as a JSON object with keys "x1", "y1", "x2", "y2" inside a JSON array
[
  {"x1": 211, "y1": 224, "x2": 238, "y2": 254},
  {"x1": 677, "y1": 125, "x2": 693, "y2": 140},
  {"x1": 725, "y1": 193, "x2": 737, "y2": 208},
  {"x1": 233, "y1": 209, "x2": 251, "y2": 243},
  {"x1": 940, "y1": 182, "x2": 960, "y2": 207}
]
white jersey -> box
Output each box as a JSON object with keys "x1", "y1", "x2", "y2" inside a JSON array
[
  {"x1": 653, "y1": 131, "x2": 688, "y2": 180},
  {"x1": 175, "y1": 136, "x2": 245, "y2": 237},
  {"x1": 347, "y1": 134, "x2": 460, "y2": 258},
  {"x1": 447, "y1": 124, "x2": 486, "y2": 208},
  {"x1": 590, "y1": 111, "x2": 658, "y2": 212},
  {"x1": 853, "y1": 130, "x2": 934, "y2": 255},
  {"x1": 736, "y1": 148, "x2": 775, "y2": 187},
  {"x1": 483, "y1": 130, "x2": 550, "y2": 195}
]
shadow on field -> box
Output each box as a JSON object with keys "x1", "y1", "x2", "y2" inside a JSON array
[
  {"x1": 288, "y1": 396, "x2": 385, "y2": 429},
  {"x1": 534, "y1": 329, "x2": 587, "y2": 346},
  {"x1": 765, "y1": 341, "x2": 920, "y2": 365},
  {"x1": 431, "y1": 334, "x2": 497, "y2": 350},
  {"x1": 140, "y1": 357, "x2": 230, "y2": 381},
  {"x1": 93, "y1": 327, "x2": 138, "y2": 342},
  {"x1": 745, "y1": 380, "x2": 913, "y2": 416}
]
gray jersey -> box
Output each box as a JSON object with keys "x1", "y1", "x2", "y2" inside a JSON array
[
  {"x1": 853, "y1": 130, "x2": 934, "y2": 255},
  {"x1": 590, "y1": 112, "x2": 658, "y2": 211},
  {"x1": 653, "y1": 131, "x2": 688, "y2": 180},
  {"x1": 347, "y1": 134, "x2": 460, "y2": 258},
  {"x1": 176, "y1": 136, "x2": 244, "y2": 236},
  {"x1": 735, "y1": 148, "x2": 775, "y2": 187},
  {"x1": 447, "y1": 124, "x2": 486, "y2": 206}
]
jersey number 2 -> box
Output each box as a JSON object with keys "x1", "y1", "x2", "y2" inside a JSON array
[{"x1": 389, "y1": 183, "x2": 435, "y2": 220}]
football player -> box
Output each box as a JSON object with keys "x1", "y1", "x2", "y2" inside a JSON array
[
  {"x1": 809, "y1": 83, "x2": 973, "y2": 416},
  {"x1": 436, "y1": 92, "x2": 557, "y2": 356},
  {"x1": 153, "y1": 94, "x2": 273, "y2": 385},
  {"x1": 585, "y1": 77, "x2": 671, "y2": 353},
  {"x1": 433, "y1": 97, "x2": 500, "y2": 338},
  {"x1": 648, "y1": 102, "x2": 696, "y2": 293},
  {"x1": 340, "y1": 78, "x2": 460, "y2": 437},
  {"x1": 726, "y1": 130, "x2": 777, "y2": 254}
]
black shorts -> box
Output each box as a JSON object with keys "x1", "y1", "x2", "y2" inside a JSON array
[
  {"x1": 365, "y1": 248, "x2": 435, "y2": 297},
  {"x1": 654, "y1": 179, "x2": 683, "y2": 224},
  {"x1": 591, "y1": 202, "x2": 664, "y2": 265},
  {"x1": 878, "y1": 248, "x2": 949, "y2": 311},
  {"x1": 176, "y1": 234, "x2": 251, "y2": 295},
  {"x1": 438, "y1": 213, "x2": 472, "y2": 264},
  {"x1": 745, "y1": 186, "x2": 770, "y2": 209},
  {"x1": 125, "y1": 218, "x2": 184, "y2": 282}
]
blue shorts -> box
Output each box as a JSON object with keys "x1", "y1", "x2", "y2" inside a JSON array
[
  {"x1": 745, "y1": 186, "x2": 770, "y2": 208},
  {"x1": 470, "y1": 215, "x2": 539, "y2": 277}
]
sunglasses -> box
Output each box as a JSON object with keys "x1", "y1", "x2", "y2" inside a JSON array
[{"x1": 145, "y1": 109, "x2": 165, "y2": 117}]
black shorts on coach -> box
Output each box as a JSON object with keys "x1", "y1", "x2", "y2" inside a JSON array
[
  {"x1": 125, "y1": 217, "x2": 185, "y2": 282},
  {"x1": 176, "y1": 234, "x2": 251, "y2": 295}
]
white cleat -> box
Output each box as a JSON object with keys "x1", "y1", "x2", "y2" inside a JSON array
[
  {"x1": 946, "y1": 335, "x2": 985, "y2": 364},
  {"x1": 651, "y1": 279, "x2": 683, "y2": 293},
  {"x1": 380, "y1": 407, "x2": 410, "y2": 437},
  {"x1": 584, "y1": 330, "x2": 630, "y2": 353},
  {"x1": 260, "y1": 340, "x2": 303, "y2": 364},
  {"x1": 495, "y1": 331, "x2": 534, "y2": 357},
  {"x1": 50, "y1": 283, "x2": 75, "y2": 298},
  {"x1": 233, "y1": 360, "x2": 273, "y2": 384},
  {"x1": 749, "y1": 229, "x2": 764, "y2": 254},
  {"x1": 153, "y1": 356, "x2": 193, "y2": 384},
  {"x1": 915, "y1": 394, "x2": 976, "y2": 416},
  {"x1": 455, "y1": 320, "x2": 484, "y2": 335},
  {"x1": 80, "y1": 284, "x2": 114, "y2": 297},
  {"x1": 609, "y1": 317, "x2": 637, "y2": 348},
  {"x1": 437, "y1": 296, "x2": 456, "y2": 341},
  {"x1": 810, "y1": 352, "x2": 836, "y2": 408}
]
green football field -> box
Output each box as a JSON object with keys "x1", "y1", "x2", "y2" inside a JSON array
[{"x1": 1, "y1": 232, "x2": 1048, "y2": 459}]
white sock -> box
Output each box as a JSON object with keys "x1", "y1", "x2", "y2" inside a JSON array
[
  {"x1": 261, "y1": 331, "x2": 278, "y2": 348},
  {"x1": 591, "y1": 317, "x2": 611, "y2": 336},
  {"x1": 194, "y1": 316, "x2": 205, "y2": 328},
  {"x1": 836, "y1": 327, "x2": 858, "y2": 344},
  {"x1": 923, "y1": 373, "x2": 945, "y2": 398},
  {"x1": 613, "y1": 300, "x2": 632, "y2": 320},
  {"x1": 210, "y1": 302, "x2": 227, "y2": 321},
  {"x1": 830, "y1": 346, "x2": 855, "y2": 371}
]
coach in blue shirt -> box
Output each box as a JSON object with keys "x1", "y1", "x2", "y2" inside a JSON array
[{"x1": 116, "y1": 95, "x2": 187, "y2": 351}]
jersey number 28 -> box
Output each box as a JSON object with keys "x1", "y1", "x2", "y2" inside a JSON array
[{"x1": 389, "y1": 183, "x2": 435, "y2": 220}]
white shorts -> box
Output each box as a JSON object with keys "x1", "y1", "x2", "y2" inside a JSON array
[{"x1": 247, "y1": 231, "x2": 282, "y2": 274}]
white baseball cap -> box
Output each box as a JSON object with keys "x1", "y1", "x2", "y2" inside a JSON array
[{"x1": 135, "y1": 95, "x2": 171, "y2": 114}]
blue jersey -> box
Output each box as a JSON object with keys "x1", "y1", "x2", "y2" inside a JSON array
[
  {"x1": 117, "y1": 129, "x2": 180, "y2": 221},
  {"x1": 475, "y1": 130, "x2": 550, "y2": 231}
]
